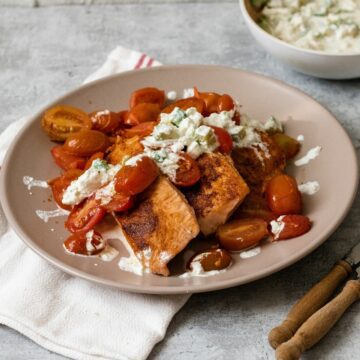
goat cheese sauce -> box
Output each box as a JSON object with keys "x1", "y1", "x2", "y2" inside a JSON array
[{"x1": 261, "y1": 0, "x2": 360, "y2": 53}]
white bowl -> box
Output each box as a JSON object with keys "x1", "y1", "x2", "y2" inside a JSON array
[{"x1": 239, "y1": 0, "x2": 360, "y2": 79}]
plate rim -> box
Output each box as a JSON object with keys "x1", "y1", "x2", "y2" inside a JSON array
[{"x1": 0, "y1": 64, "x2": 358, "y2": 294}]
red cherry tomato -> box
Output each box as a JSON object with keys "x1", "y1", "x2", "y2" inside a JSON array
[
  {"x1": 194, "y1": 88, "x2": 220, "y2": 115},
  {"x1": 63, "y1": 230, "x2": 105, "y2": 256},
  {"x1": 114, "y1": 156, "x2": 159, "y2": 195},
  {"x1": 123, "y1": 121, "x2": 156, "y2": 138},
  {"x1": 51, "y1": 145, "x2": 86, "y2": 171},
  {"x1": 125, "y1": 103, "x2": 161, "y2": 126},
  {"x1": 161, "y1": 98, "x2": 205, "y2": 115},
  {"x1": 209, "y1": 126, "x2": 233, "y2": 154},
  {"x1": 129, "y1": 87, "x2": 165, "y2": 109},
  {"x1": 48, "y1": 169, "x2": 83, "y2": 210},
  {"x1": 89, "y1": 110, "x2": 122, "y2": 134},
  {"x1": 104, "y1": 192, "x2": 135, "y2": 213},
  {"x1": 84, "y1": 152, "x2": 104, "y2": 170},
  {"x1": 65, "y1": 196, "x2": 106, "y2": 233},
  {"x1": 265, "y1": 174, "x2": 302, "y2": 215},
  {"x1": 273, "y1": 215, "x2": 311, "y2": 240},
  {"x1": 216, "y1": 218, "x2": 269, "y2": 252},
  {"x1": 173, "y1": 153, "x2": 201, "y2": 187},
  {"x1": 217, "y1": 94, "x2": 234, "y2": 112}
]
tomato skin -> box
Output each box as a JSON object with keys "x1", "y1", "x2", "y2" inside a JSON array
[
  {"x1": 194, "y1": 89, "x2": 220, "y2": 115},
  {"x1": 114, "y1": 156, "x2": 159, "y2": 195},
  {"x1": 123, "y1": 121, "x2": 156, "y2": 138},
  {"x1": 187, "y1": 248, "x2": 232, "y2": 272},
  {"x1": 161, "y1": 97, "x2": 205, "y2": 115},
  {"x1": 65, "y1": 196, "x2": 106, "y2": 233},
  {"x1": 48, "y1": 169, "x2": 83, "y2": 210},
  {"x1": 104, "y1": 192, "x2": 135, "y2": 213},
  {"x1": 217, "y1": 94, "x2": 234, "y2": 112},
  {"x1": 89, "y1": 110, "x2": 121, "y2": 134},
  {"x1": 51, "y1": 145, "x2": 86, "y2": 171},
  {"x1": 64, "y1": 130, "x2": 110, "y2": 157},
  {"x1": 216, "y1": 218, "x2": 269, "y2": 252},
  {"x1": 209, "y1": 126, "x2": 233, "y2": 154},
  {"x1": 265, "y1": 174, "x2": 302, "y2": 215},
  {"x1": 124, "y1": 103, "x2": 161, "y2": 126},
  {"x1": 272, "y1": 215, "x2": 311, "y2": 240},
  {"x1": 63, "y1": 230, "x2": 105, "y2": 256},
  {"x1": 173, "y1": 153, "x2": 201, "y2": 187},
  {"x1": 84, "y1": 152, "x2": 104, "y2": 170},
  {"x1": 129, "y1": 87, "x2": 165, "y2": 109},
  {"x1": 271, "y1": 133, "x2": 300, "y2": 160},
  {"x1": 41, "y1": 105, "x2": 92, "y2": 142}
]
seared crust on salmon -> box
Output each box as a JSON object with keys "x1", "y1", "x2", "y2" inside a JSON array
[
  {"x1": 115, "y1": 176, "x2": 199, "y2": 276},
  {"x1": 184, "y1": 152, "x2": 250, "y2": 235}
]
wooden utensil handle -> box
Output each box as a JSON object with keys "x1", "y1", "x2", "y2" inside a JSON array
[
  {"x1": 268, "y1": 260, "x2": 351, "y2": 349},
  {"x1": 276, "y1": 280, "x2": 360, "y2": 360}
]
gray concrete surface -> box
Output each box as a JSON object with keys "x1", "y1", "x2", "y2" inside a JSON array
[{"x1": 1, "y1": 3, "x2": 360, "y2": 360}]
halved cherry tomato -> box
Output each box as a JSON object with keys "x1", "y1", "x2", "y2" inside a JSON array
[
  {"x1": 84, "y1": 152, "x2": 104, "y2": 170},
  {"x1": 217, "y1": 94, "x2": 235, "y2": 112},
  {"x1": 124, "y1": 103, "x2": 161, "y2": 126},
  {"x1": 271, "y1": 133, "x2": 300, "y2": 160},
  {"x1": 216, "y1": 218, "x2": 269, "y2": 252},
  {"x1": 209, "y1": 126, "x2": 233, "y2": 154},
  {"x1": 41, "y1": 105, "x2": 92, "y2": 141},
  {"x1": 161, "y1": 97, "x2": 205, "y2": 115},
  {"x1": 51, "y1": 145, "x2": 86, "y2": 171},
  {"x1": 272, "y1": 215, "x2": 311, "y2": 240},
  {"x1": 89, "y1": 110, "x2": 121, "y2": 134},
  {"x1": 114, "y1": 156, "x2": 159, "y2": 195},
  {"x1": 129, "y1": 87, "x2": 165, "y2": 109},
  {"x1": 48, "y1": 169, "x2": 83, "y2": 210},
  {"x1": 187, "y1": 248, "x2": 232, "y2": 272},
  {"x1": 123, "y1": 121, "x2": 156, "y2": 138},
  {"x1": 65, "y1": 196, "x2": 106, "y2": 233},
  {"x1": 265, "y1": 174, "x2": 302, "y2": 215},
  {"x1": 173, "y1": 153, "x2": 201, "y2": 187},
  {"x1": 63, "y1": 230, "x2": 105, "y2": 256},
  {"x1": 104, "y1": 192, "x2": 135, "y2": 213},
  {"x1": 64, "y1": 130, "x2": 110, "y2": 157},
  {"x1": 194, "y1": 88, "x2": 220, "y2": 115}
]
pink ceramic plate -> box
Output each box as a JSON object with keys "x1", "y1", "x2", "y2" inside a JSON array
[{"x1": 0, "y1": 65, "x2": 358, "y2": 294}]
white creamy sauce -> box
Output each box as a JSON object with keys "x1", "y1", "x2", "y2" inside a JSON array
[
  {"x1": 183, "y1": 87, "x2": 195, "y2": 98},
  {"x1": 240, "y1": 246, "x2": 261, "y2": 259},
  {"x1": 36, "y1": 208, "x2": 69, "y2": 223},
  {"x1": 261, "y1": 0, "x2": 360, "y2": 53},
  {"x1": 270, "y1": 215, "x2": 286, "y2": 240},
  {"x1": 94, "y1": 109, "x2": 110, "y2": 117},
  {"x1": 297, "y1": 134, "x2": 305, "y2": 142},
  {"x1": 294, "y1": 146, "x2": 322, "y2": 166},
  {"x1": 179, "y1": 261, "x2": 227, "y2": 278},
  {"x1": 95, "y1": 181, "x2": 116, "y2": 205},
  {"x1": 167, "y1": 90, "x2": 177, "y2": 100},
  {"x1": 98, "y1": 245, "x2": 119, "y2": 262},
  {"x1": 298, "y1": 180, "x2": 320, "y2": 195},
  {"x1": 23, "y1": 176, "x2": 49, "y2": 190},
  {"x1": 118, "y1": 255, "x2": 147, "y2": 276}
]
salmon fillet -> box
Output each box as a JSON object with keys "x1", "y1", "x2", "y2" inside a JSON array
[
  {"x1": 115, "y1": 176, "x2": 200, "y2": 276},
  {"x1": 184, "y1": 152, "x2": 250, "y2": 235}
]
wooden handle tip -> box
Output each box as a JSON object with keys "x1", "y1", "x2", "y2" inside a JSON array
[
  {"x1": 268, "y1": 325, "x2": 293, "y2": 349},
  {"x1": 276, "y1": 341, "x2": 302, "y2": 360}
]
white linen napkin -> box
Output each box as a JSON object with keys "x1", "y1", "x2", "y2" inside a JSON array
[{"x1": 0, "y1": 46, "x2": 189, "y2": 360}]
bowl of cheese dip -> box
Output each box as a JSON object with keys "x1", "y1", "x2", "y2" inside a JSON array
[{"x1": 240, "y1": 0, "x2": 360, "y2": 79}]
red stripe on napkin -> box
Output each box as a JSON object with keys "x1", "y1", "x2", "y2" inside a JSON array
[{"x1": 135, "y1": 54, "x2": 146, "y2": 69}]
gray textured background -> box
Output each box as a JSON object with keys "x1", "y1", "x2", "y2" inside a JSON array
[{"x1": 1, "y1": 2, "x2": 360, "y2": 360}]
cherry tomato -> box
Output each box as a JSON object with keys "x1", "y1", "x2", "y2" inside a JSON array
[
  {"x1": 89, "y1": 110, "x2": 121, "y2": 134},
  {"x1": 173, "y1": 153, "x2": 201, "y2": 187},
  {"x1": 51, "y1": 145, "x2": 86, "y2": 171},
  {"x1": 65, "y1": 196, "x2": 106, "y2": 233},
  {"x1": 64, "y1": 130, "x2": 110, "y2": 157},
  {"x1": 104, "y1": 192, "x2": 135, "y2": 213},
  {"x1": 84, "y1": 152, "x2": 104, "y2": 170},
  {"x1": 124, "y1": 103, "x2": 161, "y2": 126},
  {"x1": 41, "y1": 105, "x2": 92, "y2": 141},
  {"x1": 114, "y1": 156, "x2": 159, "y2": 195},
  {"x1": 216, "y1": 218, "x2": 269, "y2": 252},
  {"x1": 48, "y1": 169, "x2": 83, "y2": 210},
  {"x1": 161, "y1": 97, "x2": 205, "y2": 115},
  {"x1": 63, "y1": 230, "x2": 105, "y2": 256},
  {"x1": 209, "y1": 126, "x2": 233, "y2": 154},
  {"x1": 122, "y1": 122, "x2": 156, "y2": 138},
  {"x1": 129, "y1": 87, "x2": 165, "y2": 109},
  {"x1": 272, "y1": 215, "x2": 311, "y2": 240},
  {"x1": 265, "y1": 174, "x2": 302, "y2": 215},
  {"x1": 194, "y1": 88, "x2": 220, "y2": 115},
  {"x1": 217, "y1": 94, "x2": 234, "y2": 112},
  {"x1": 187, "y1": 248, "x2": 232, "y2": 272},
  {"x1": 271, "y1": 133, "x2": 300, "y2": 160}
]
